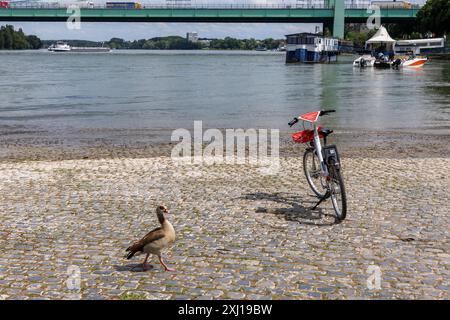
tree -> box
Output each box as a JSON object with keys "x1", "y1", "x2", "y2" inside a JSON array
[
  {"x1": 416, "y1": 0, "x2": 450, "y2": 36},
  {"x1": 27, "y1": 35, "x2": 42, "y2": 49},
  {"x1": 0, "y1": 25, "x2": 42, "y2": 50}
]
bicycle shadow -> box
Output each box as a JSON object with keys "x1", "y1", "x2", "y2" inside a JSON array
[{"x1": 242, "y1": 192, "x2": 339, "y2": 226}]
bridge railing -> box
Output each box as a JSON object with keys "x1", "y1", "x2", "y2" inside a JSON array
[
  {"x1": 6, "y1": 2, "x2": 421, "y2": 10},
  {"x1": 7, "y1": 3, "x2": 333, "y2": 9}
]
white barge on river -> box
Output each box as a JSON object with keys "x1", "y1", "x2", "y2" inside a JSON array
[
  {"x1": 48, "y1": 42, "x2": 111, "y2": 53},
  {"x1": 285, "y1": 33, "x2": 339, "y2": 64}
]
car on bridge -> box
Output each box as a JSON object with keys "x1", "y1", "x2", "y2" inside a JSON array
[{"x1": 0, "y1": 1, "x2": 9, "y2": 9}]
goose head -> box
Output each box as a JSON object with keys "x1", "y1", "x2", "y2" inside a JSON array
[{"x1": 156, "y1": 205, "x2": 169, "y2": 224}]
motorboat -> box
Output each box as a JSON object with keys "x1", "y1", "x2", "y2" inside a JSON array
[
  {"x1": 400, "y1": 56, "x2": 428, "y2": 67},
  {"x1": 353, "y1": 54, "x2": 376, "y2": 67}
]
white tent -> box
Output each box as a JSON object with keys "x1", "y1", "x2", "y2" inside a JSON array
[{"x1": 366, "y1": 26, "x2": 396, "y2": 44}]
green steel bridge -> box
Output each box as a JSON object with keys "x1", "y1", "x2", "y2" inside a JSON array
[{"x1": 0, "y1": 1, "x2": 419, "y2": 39}]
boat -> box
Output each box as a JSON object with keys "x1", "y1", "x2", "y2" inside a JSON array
[
  {"x1": 285, "y1": 33, "x2": 339, "y2": 63},
  {"x1": 353, "y1": 51, "x2": 376, "y2": 67},
  {"x1": 399, "y1": 56, "x2": 428, "y2": 67},
  {"x1": 353, "y1": 26, "x2": 428, "y2": 69},
  {"x1": 48, "y1": 42, "x2": 71, "y2": 52},
  {"x1": 48, "y1": 41, "x2": 111, "y2": 53},
  {"x1": 255, "y1": 46, "x2": 268, "y2": 51}
]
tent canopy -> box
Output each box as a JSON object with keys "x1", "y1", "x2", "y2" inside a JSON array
[{"x1": 366, "y1": 26, "x2": 396, "y2": 43}]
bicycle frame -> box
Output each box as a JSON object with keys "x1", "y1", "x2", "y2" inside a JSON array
[{"x1": 312, "y1": 122, "x2": 329, "y2": 177}]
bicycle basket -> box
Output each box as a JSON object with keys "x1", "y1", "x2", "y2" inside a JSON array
[{"x1": 292, "y1": 127, "x2": 324, "y2": 144}]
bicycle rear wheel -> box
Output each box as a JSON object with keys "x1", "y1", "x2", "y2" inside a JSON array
[
  {"x1": 328, "y1": 164, "x2": 347, "y2": 221},
  {"x1": 303, "y1": 148, "x2": 327, "y2": 198}
]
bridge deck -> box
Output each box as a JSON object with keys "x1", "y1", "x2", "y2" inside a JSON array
[{"x1": 0, "y1": 8, "x2": 418, "y2": 23}]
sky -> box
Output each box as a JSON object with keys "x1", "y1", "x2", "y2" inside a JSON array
[{"x1": 4, "y1": 0, "x2": 427, "y2": 41}]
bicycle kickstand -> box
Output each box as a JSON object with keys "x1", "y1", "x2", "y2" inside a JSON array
[{"x1": 311, "y1": 190, "x2": 331, "y2": 210}]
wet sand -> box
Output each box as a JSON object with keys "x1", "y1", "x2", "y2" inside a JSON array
[{"x1": 1, "y1": 127, "x2": 449, "y2": 162}]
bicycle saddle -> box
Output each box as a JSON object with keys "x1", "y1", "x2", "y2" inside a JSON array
[{"x1": 318, "y1": 128, "x2": 333, "y2": 136}]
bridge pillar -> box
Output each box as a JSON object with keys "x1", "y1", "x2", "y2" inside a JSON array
[{"x1": 331, "y1": 0, "x2": 345, "y2": 39}]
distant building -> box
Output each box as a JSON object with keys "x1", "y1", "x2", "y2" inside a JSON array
[
  {"x1": 345, "y1": 0, "x2": 370, "y2": 8},
  {"x1": 166, "y1": 0, "x2": 191, "y2": 8},
  {"x1": 186, "y1": 32, "x2": 199, "y2": 43},
  {"x1": 198, "y1": 38, "x2": 212, "y2": 47}
]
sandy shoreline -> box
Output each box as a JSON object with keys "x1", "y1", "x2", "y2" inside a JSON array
[{"x1": 1, "y1": 129, "x2": 449, "y2": 162}]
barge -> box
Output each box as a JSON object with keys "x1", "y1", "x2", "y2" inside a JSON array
[
  {"x1": 48, "y1": 42, "x2": 111, "y2": 53},
  {"x1": 285, "y1": 33, "x2": 339, "y2": 64}
]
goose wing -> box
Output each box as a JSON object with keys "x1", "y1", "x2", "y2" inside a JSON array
[{"x1": 126, "y1": 227, "x2": 166, "y2": 255}]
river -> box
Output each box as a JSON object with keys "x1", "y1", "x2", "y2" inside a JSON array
[{"x1": 0, "y1": 49, "x2": 449, "y2": 144}]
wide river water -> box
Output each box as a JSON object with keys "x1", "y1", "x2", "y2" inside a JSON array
[{"x1": 0, "y1": 50, "x2": 449, "y2": 144}]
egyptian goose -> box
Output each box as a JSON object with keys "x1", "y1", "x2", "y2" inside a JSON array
[{"x1": 125, "y1": 205, "x2": 176, "y2": 271}]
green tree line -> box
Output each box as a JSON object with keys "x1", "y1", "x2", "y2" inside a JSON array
[
  {"x1": 0, "y1": 25, "x2": 42, "y2": 50},
  {"x1": 107, "y1": 36, "x2": 284, "y2": 50}
]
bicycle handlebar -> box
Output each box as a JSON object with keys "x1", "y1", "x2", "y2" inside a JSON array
[
  {"x1": 288, "y1": 118, "x2": 299, "y2": 127},
  {"x1": 320, "y1": 109, "x2": 336, "y2": 116},
  {"x1": 289, "y1": 110, "x2": 336, "y2": 127}
]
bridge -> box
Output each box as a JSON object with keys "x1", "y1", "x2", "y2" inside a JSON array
[{"x1": 0, "y1": 1, "x2": 420, "y2": 39}]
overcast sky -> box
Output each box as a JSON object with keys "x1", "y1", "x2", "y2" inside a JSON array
[{"x1": 4, "y1": 0, "x2": 427, "y2": 41}]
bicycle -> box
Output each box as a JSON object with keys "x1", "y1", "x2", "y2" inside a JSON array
[{"x1": 288, "y1": 110, "x2": 347, "y2": 221}]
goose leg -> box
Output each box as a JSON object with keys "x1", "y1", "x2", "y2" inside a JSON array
[
  {"x1": 142, "y1": 253, "x2": 150, "y2": 271},
  {"x1": 158, "y1": 255, "x2": 175, "y2": 272}
]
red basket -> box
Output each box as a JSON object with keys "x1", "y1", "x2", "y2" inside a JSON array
[{"x1": 292, "y1": 127, "x2": 323, "y2": 144}]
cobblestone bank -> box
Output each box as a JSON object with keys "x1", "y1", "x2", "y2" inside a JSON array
[{"x1": 0, "y1": 157, "x2": 448, "y2": 299}]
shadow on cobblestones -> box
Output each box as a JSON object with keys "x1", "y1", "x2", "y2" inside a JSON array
[
  {"x1": 114, "y1": 263, "x2": 154, "y2": 273},
  {"x1": 244, "y1": 192, "x2": 337, "y2": 226}
]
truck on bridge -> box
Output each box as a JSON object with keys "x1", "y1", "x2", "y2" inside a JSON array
[{"x1": 106, "y1": 2, "x2": 142, "y2": 9}]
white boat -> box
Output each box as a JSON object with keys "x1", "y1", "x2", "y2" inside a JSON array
[
  {"x1": 353, "y1": 54, "x2": 376, "y2": 67},
  {"x1": 48, "y1": 42, "x2": 71, "y2": 52},
  {"x1": 48, "y1": 41, "x2": 111, "y2": 53},
  {"x1": 399, "y1": 56, "x2": 428, "y2": 68}
]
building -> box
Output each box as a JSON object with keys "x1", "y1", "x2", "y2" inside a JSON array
[
  {"x1": 286, "y1": 33, "x2": 339, "y2": 63},
  {"x1": 166, "y1": 0, "x2": 191, "y2": 8},
  {"x1": 345, "y1": 0, "x2": 370, "y2": 8},
  {"x1": 186, "y1": 32, "x2": 199, "y2": 43}
]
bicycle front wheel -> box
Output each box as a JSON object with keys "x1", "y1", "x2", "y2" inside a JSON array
[
  {"x1": 303, "y1": 148, "x2": 327, "y2": 198},
  {"x1": 328, "y1": 164, "x2": 347, "y2": 221}
]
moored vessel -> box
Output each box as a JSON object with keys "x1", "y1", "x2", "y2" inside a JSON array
[{"x1": 285, "y1": 33, "x2": 339, "y2": 63}]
